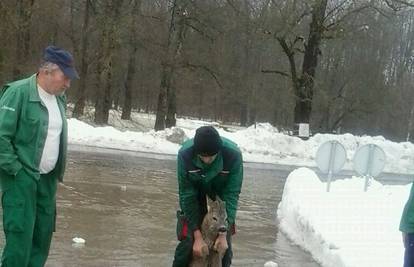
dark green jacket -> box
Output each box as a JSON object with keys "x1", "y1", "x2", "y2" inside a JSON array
[
  {"x1": 177, "y1": 137, "x2": 243, "y2": 231},
  {"x1": 400, "y1": 183, "x2": 414, "y2": 233},
  {"x1": 0, "y1": 74, "x2": 67, "y2": 183}
]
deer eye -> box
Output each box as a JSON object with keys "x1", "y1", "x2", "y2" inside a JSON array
[{"x1": 212, "y1": 217, "x2": 218, "y2": 221}]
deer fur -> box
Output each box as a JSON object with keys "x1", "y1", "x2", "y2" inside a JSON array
[{"x1": 189, "y1": 196, "x2": 228, "y2": 267}]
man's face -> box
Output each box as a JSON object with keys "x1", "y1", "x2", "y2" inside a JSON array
[
  {"x1": 198, "y1": 154, "x2": 217, "y2": 165},
  {"x1": 44, "y1": 67, "x2": 71, "y2": 95}
]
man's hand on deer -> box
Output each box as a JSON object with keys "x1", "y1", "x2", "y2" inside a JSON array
[
  {"x1": 193, "y1": 229, "x2": 209, "y2": 258},
  {"x1": 213, "y1": 232, "x2": 228, "y2": 254}
]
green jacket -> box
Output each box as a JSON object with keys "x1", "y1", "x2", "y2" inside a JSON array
[
  {"x1": 400, "y1": 183, "x2": 414, "y2": 233},
  {"x1": 0, "y1": 74, "x2": 67, "y2": 183},
  {"x1": 177, "y1": 137, "x2": 243, "y2": 231}
]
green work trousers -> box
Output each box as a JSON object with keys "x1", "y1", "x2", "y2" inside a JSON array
[{"x1": 0, "y1": 168, "x2": 57, "y2": 267}]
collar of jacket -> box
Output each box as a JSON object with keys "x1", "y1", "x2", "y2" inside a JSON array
[
  {"x1": 28, "y1": 73, "x2": 42, "y2": 103},
  {"x1": 193, "y1": 152, "x2": 224, "y2": 182}
]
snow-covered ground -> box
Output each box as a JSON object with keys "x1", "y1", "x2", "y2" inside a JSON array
[
  {"x1": 278, "y1": 168, "x2": 407, "y2": 267},
  {"x1": 67, "y1": 111, "x2": 414, "y2": 267},
  {"x1": 68, "y1": 113, "x2": 414, "y2": 175}
]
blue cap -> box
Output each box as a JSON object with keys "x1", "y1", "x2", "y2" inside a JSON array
[{"x1": 43, "y1": 45, "x2": 79, "y2": 80}]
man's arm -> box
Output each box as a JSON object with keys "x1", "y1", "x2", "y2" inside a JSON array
[
  {"x1": 0, "y1": 88, "x2": 22, "y2": 176},
  {"x1": 222, "y1": 153, "x2": 243, "y2": 226},
  {"x1": 177, "y1": 153, "x2": 201, "y2": 231}
]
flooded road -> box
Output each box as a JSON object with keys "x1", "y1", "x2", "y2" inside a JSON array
[{"x1": 2, "y1": 146, "x2": 321, "y2": 267}]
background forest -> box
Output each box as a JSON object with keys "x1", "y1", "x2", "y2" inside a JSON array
[{"x1": 2, "y1": 0, "x2": 414, "y2": 141}]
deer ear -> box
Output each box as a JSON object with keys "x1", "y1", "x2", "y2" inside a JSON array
[
  {"x1": 206, "y1": 196, "x2": 213, "y2": 209},
  {"x1": 216, "y1": 195, "x2": 222, "y2": 202}
]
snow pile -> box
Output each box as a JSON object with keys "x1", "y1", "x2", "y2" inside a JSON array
[
  {"x1": 277, "y1": 167, "x2": 408, "y2": 267},
  {"x1": 68, "y1": 118, "x2": 414, "y2": 174},
  {"x1": 68, "y1": 119, "x2": 180, "y2": 155}
]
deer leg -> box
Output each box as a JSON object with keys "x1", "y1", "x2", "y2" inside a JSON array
[
  {"x1": 189, "y1": 256, "x2": 208, "y2": 267},
  {"x1": 189, "y1": 241, "x2": 209, "y2": 267},
  {"x1": 209, "y1": 251, "x2": 223, "y2": 267}
]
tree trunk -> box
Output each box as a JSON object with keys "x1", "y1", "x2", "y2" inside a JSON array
[
  {"x1": 239, "y1": 0, "x2": 252, "y2": 127},
  {"x1": 94, "y1": 0, "x2": 123, "y2": 125},
  {"x1": 0, "y1": 48, "x2": 4, "y2": 83},
  {"x1": 293, "y1": 0, "x2": 328, "y2": 125},
  {"x1": 154, "y1": 0, "x2": 187, "y2": 131},
  {"x1": 122, "y1": 0, "x2": 142, "y2": 120},
  {"x1": 94, "y1": 27, "x2": 110, "y2": 124},
  {"x1": 13, "y1": 0, "x2": 35, "y2": 79},
  {"x1": 121, "y1": 45, "x2": 137, "y2": 120},
  {"x1": 94, "y1": 50, "x2": 112, "y2": 125},
  {"x1": 154, "y1": 64, "x2": 171, "y2": 130},
  {"x1": 166, "y1": 84, "x2": 177, "y2": 128},
  {"x1": 197, "y1": 84, "x2": 204, "y2": 120},
  {"x1": 407, "y1": 104, "x2": 414, "y2": 141},
  {"x1": 73, "y1": 0, "x2": 91, "y2": 118},
  {"x1": 240, "y1": 104, "x2": 248, "y2": 126}
]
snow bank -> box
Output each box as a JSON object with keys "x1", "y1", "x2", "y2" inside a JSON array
[
  {"x1": 68, "y1": 118, "x2": 414, "y2": 174},
  {"x1": 277, "y1": 168, "x2": 408, "y2": 267}
]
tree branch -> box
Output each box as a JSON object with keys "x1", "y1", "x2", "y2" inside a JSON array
[
  {"x1": 325, "y1": 4, "x2": 372, "y2": 30},
  {"x1": 184, "y1": 19, "x2": 214, "y2": 42},
  {"x1": 261, "y1": 69, "x2": 290, "y2": 77},
  {"x1": 385, "y1": 0, "x2": 414, "y2": 11},
  {"x1": 277, "y1": 36, "x2": 300, "y2": 90},
  {"x1": 324, "y1": 0, "x2": 349, "y2": 21},
  {"x1": 181, "y1": 63, "x2": 225, "y2": 90}
]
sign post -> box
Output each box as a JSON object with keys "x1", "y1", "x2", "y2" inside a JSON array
[
  {"x1": 353, "y1": 144, "x2": 386, "y2": 192},
  {"x1": 316, "y1": 141, "x2": 347, "y2": 192}
]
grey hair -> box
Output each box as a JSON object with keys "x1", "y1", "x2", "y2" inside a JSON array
[{"x1": 39, "y1": 61, "x2": 60, "y2": 72}]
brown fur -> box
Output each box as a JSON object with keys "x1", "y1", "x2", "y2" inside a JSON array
[{"x1": 190, "y1": 196, "x2": 228, "y2": 267}]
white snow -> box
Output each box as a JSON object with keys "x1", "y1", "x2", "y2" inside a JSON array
[
  {"x1": 264, "y1": 261, "x2": 279, "y2": 267},
  {"x1": 68, "y1": 118, "x2": 414, "y2": 174},
  {"x1": 72, "y1": 237, "x2": 86, "y2": 244},
  {"x1": 277, "y1": 168, "x2": 408, "y2": 267},
  {"x1": 66, "y1": 114, "x2": 414, "y2": 267}
]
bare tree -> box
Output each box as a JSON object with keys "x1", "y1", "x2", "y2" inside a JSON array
[
  {"x1": 121, "y1": 0, "x2": 142, "y2": 120},
  {"x1": 73, "y1": 0, "x2": 92, "y2": 118},
  {"x1": 1, "y1": 0, "x2": 414, "y2": 141},
  {"x1": 13, "y1": 0, "x2": 35, "y2": 79},
  {"x1": 94, "y1": 0, "x2": 124, "y2": 125},
  {"x1": 154, "y1": 0, "x2": 188, "y2": 130},
  {"x1": 271, "y1": 0, "x2": 328, "y2": 129}
]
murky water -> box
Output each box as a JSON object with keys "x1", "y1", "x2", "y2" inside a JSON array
[{"x1": 1, "y1": 146, "x2": 321, "y2": 267}]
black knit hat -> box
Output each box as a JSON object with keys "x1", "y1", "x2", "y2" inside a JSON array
[{"x1": 193, "y1": 126, "x2": 223, "y2": 156}]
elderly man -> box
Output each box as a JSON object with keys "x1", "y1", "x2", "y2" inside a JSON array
[
  {"x1": 0, "y1": 46, "x2": 78, "y2": 267},
  {"x1": 173, "y1": 126, "x2": 244, "y2": 267}
]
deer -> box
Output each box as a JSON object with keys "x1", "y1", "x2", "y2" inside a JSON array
[{"x1": 190, "y1": 196, "x2": 229, "y2": 267}]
